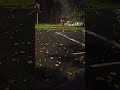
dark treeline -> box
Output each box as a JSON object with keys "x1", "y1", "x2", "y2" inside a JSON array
[{"x1": 39, "y1": 0, "x2": 62, "y2": 23}]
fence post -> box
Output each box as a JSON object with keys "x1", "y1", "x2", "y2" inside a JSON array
[{"x1": 37, "y1": 13, "x2": 39, "y2": 25}]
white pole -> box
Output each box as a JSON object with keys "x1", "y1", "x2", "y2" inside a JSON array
[{"x1": 37, "y1": 13, "x2": 39, "y2": 25}]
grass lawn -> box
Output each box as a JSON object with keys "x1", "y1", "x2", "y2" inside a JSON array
[{"x1": 35, "y1": 24, "x2": 82, "y2": 30}]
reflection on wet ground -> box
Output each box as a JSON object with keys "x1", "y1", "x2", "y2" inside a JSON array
[{"x1": 35, "y1": 30, "x2": 85, "y2": 90}]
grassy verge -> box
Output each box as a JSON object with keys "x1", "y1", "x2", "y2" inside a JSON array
[{"x1": 35, "y1": 24, "x2": 82, "y2": 30}]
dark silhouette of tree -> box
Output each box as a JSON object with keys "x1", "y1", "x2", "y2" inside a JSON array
[
  {"x1": 85, "y1": 0, "x2": 120, "y2": 8},
  {"x1": 52, "y1": 0, "x2": 62, "y2": 23},
  {"x1": 40, "y1": 0, "x2": 62, "y2": 23}
]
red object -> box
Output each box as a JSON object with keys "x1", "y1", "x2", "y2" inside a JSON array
[{"x1": 34, "y1": 0, "x2": 40, "y2": 13}]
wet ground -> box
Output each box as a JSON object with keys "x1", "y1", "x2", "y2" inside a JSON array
[
  {"x1": 86, "y1": 31, "x2": 120, "y2": 90},
  {"x1": 0, "y1": 8, "x2": 120, "y2": 90},
  {"x1": 0, "y1": 8, "x2": 35, "y2": 90},
  {"x1": 35, "y1": 30, "x2": 85, "y2": 90},
  {"x1": 86, "y1": 9, "x2": 120, "y2": 90}
]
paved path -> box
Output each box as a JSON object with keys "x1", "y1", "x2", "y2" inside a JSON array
[{"x1": 35, "y1": 30, "x2": 85, "y2": 90}]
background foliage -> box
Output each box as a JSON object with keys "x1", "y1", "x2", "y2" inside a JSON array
[
  {"x1": 85, "y1": 0, "x2": 120, "y2": 8},
  {"x1": 65, "y1": 0, "x2": 85, "y2": 22},
  {"x1": 0, "y1": 0, "x2": 33, "y2": 8}
]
